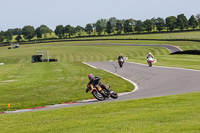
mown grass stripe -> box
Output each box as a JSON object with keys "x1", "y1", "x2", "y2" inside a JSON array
[{"x1": 0, "y1": 41, "x2": 200, "y2": 113}]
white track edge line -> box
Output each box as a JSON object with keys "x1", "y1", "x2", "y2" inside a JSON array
[
  {"x1": 174, "y1": 46, "x2": 183, "y2": 51},
  {"x1": 126, "y1": 61, "x2": 200, "y2": 72},
  {"x1": 82, "y1": 62, "x2": 138, "y2": 96},
  {"x1": 82, "y1": 62, "x2": 97, "y2": 69}
]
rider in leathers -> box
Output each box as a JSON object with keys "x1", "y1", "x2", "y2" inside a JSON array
[
  {"x1": 86, "y1": 74, "x2": 108, "y2": 93},
  {"x1": 147, "y1": 53, "x2": 154, "y2": 59}
]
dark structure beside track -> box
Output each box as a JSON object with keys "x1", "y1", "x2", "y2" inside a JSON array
[
  {"x1": 8, "y1": 44, "x2": 19, "y2": 49},
  {"x1": 31, "y1": 55, "x2": 57, "y2": 63},
  {"x1": 170, "y1": 50, "x2": 200, "y2": 55}
]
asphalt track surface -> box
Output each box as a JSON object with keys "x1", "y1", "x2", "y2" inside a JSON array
[{"x1": 3, "y1": 44, "x2": 200, "y2": 114}]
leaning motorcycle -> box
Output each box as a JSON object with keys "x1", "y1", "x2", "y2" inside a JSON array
[
  {"x1": 118, "y1": 58, "x2": 124, "y2": 68},
  {"x1": 87, "y1": 84, "x2": 118, "y2": 101}
]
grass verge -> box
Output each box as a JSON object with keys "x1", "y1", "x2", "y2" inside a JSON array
[
  {"x1": 1, "y1": 40, "x2": 200, "y2": 112},
  {"x1": 0, "y1": 40, "x2": 200, "y2": 132},
  {"x1": 0, "y1": 92, "x2": 200, "y2": 133}
]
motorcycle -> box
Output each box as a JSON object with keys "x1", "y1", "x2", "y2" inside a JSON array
[
  {"x1": 147, "y1": 57, "x2": 156, "y2": 67},
  {"x1": 87, "y1": 84, "x2": 118, "y2": 101},
  {"x1": 118, "y1": 58, "x2": 124, "y2": 68}
]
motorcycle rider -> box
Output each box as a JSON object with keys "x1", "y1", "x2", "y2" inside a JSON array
[
  {"x1": 118, "y1": 54, "x2": 124, "y2": 63},
  {"x1": 147, "y1": 52, "x2": 154, "y2": 59},
  {"x1": 86, "y1": 74, "x2": 109, "y2": 93}
]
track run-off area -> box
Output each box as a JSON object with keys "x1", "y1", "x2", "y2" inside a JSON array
[{"x1": 2, "y1": 44, "x2": 200, "y2": 114}]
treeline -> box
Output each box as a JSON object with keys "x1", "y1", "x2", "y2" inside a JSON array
[{"x1": 0, "y1": 13, "x2": 200, "y2": 43}]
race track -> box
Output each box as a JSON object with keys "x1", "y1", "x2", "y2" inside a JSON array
[
  {"x1": 3, "y1": 44, "x2": 200, "y2": 114},
  {"x1": 86, "y1": 61, "x2": 200, "y2": 101}
]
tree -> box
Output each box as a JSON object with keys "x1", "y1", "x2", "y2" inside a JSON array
[
  {"x1": 156, "y1": 17, "x2": 165, "y2": 32},
  {"x1": 116, "y1": 20, "x2": 123, "y2": 34},
  {"x1": 189, "y1": 15, "x2": 198, "y2": 29},
  {"x1": 129, "y1": 19, "x2": 136, "y2": 32},
  {"x1": 85, "y1": 24, "x2": 93, "y2": 36},
  {"x1": 121, "y1": 19, "x2": 126, "y2": 28},
  {"x1": 100, "y1": 19, "x2": 108, "y2": 35},
  {"x1": 75, "y1": 25, "x2": 84, "y2": 37},
  {"x1": 109, "y1": 17, "x2": 117, "y2": 34},
  {"x1": 134, "y1": 20, "x2": 144, "y2": 33},
  {"x1": 15, "y1": 35, "x2": 22, "y2": 42},
  {"x1": 55, "y1": 25, "x2": 64, "y2": 38},
  {"x1": 176, "y1": 14, "x2": 188, "y2": 31},
  {"x1": 0, "y1": 31, "x2": 5, "y2": 43},
  {"x1": 143, "y1": 19, "x2": 153, "y2": 33},
  {"x1": 4, "y1": 31, "x2": 13, "y2": 42},
  {"x1": 129, "y1": 19, "x2": 136, "y2": 27},
  {"x1": 124, "y1": 19, "x2": 133, "y2": 34},
  {"x1": 92, "y1": 23, "x2": 96, "y2": 34},
  {"x1": 65, "y1": 25, "x2": 75, "y2": 38},
  {"x1": 96, "y1": 20, "x2": 103, "y2": 35},
  {"x1": 39, "y1": 25, "x2": 52, "y2": 39},
  {"x1": 151, "y1": 17, "x2": 157, "y2": 31},
  {"x1": 35, "y1": 27, "x2": 42, "y2": 38},
  {"x1": 106, "y1": 21, "x2": 112, "y2": 35},
  {"x1": 165, "y1": 16, "x2": 177, "y2": 32},
  {"x1": 196, "y1": 13, "x2": 200, "y2": 28},
  {"x1": 7, "y1": 28, "x2": 22, "y2": 35},
  {"x1": 22, "y1": 25, "x2": 35, "y2": 41}
]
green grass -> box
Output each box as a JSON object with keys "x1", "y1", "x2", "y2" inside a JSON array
[
  {"x1": 9, "y1": 33, "x2": 58, "y2": 43},
  {"x1": 90, "y1": 31, "x2": 200, "y2": 40},
  {"x1": 6, "y1": 31, "x2": 200, "y2": 44},
  {"x1": 0, "y1": 92, "x2": 200, "y2": 133},
  {"x1": 1, "y1": 40, "x2": 200, "y2": 132},
  {"x1": 1, "y1": 42, "x2": 142, "y2": 112},
  {"x1": 57, "y1": 31, "x2": 200, "y2": 41},
  {"x1": 1, "y1": 40, "x2": 200, "y2": 113}
]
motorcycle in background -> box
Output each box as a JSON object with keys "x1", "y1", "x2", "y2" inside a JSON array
[
  {"x1": 119, "y1": 58, "x2": 124, "y2": 68},
  {"x1": 147, "y1": 57, "x2": 156, "y2": 67}
]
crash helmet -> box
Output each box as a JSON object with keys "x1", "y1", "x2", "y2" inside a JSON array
[
  {"x1": 149, "y1": 52, "x2": 151, "y2": 55},
  {"x1": 88, "y1": 74, "x2": 94, "y2": 80}
]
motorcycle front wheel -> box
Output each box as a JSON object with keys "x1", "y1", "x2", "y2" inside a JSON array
[
  {"x1": 109, "y1": 90, "x2": 118, "y2": 99},
  {"x1": 148, "y1": 62, "x2": 152, "y2": 67},
  {"x1": 92, "y1": 91, "x2": 105, "y2": 101}
]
